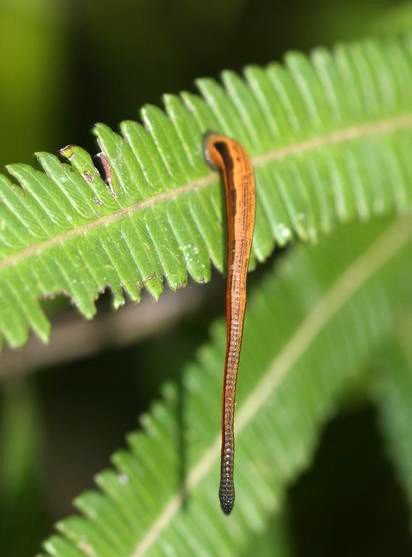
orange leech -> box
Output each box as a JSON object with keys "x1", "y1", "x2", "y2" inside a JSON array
[{"x1": 204, "y1": 133, "x2": 256, "y2": 515}]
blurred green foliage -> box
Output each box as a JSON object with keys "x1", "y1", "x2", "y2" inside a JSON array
[
  {"x1": 0, "y1": 382, "x2": 48, "y2": 557},
  {"x1": 1, "y1": 0, "x2": 411, "y2": 555},
  {"x1": 0, "y1": 0, "x2": 65, "y2": 166}
]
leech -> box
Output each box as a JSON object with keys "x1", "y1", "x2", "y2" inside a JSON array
[{"x1": 203, "y1": 133, "x2": 256, "y2": 515}]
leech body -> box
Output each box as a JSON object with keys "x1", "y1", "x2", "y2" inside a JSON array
[{"x1": 204, "y1": 133, "x2": 256, "y2": 515}]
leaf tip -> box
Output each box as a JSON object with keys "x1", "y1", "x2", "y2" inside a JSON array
[{"x1": 59, "y1": 144, "x2": 75, "y2": 160}]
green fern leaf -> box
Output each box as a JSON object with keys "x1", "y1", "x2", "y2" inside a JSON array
[
  {"x1": 39, "y1": 216, "x2": 412, "y2": 557},
  {"x1": 2, "y1": 34, "x2": 412, "y2": 348}
]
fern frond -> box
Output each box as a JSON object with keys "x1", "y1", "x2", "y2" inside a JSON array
[
  {"x1": 39, "y1": 217, "x2": 412, "y2": 557},
  {"x1": 2, "y1": 34, "x2": 412, "y2": 347}
]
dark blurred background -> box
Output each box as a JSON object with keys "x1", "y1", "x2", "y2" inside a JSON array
[{"x1": 1, "y1": 0, "x2": 412, "y2": 555}]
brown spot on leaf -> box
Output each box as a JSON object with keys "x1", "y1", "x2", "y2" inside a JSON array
[{"x1": 83, "y1": 171, "x2": 94, "y2": 184}]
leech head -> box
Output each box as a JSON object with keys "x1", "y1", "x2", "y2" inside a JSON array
[{"x1": 203, "y1": 131, "x2": 234, "y2": 172}]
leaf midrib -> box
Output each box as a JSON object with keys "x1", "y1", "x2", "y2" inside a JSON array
[
  {"x1": 2, "y1": 113, "x2": 412, "y2": 274},
  {"x1": 132, "y1": 214, "x2": 412, "y2": 557}
]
